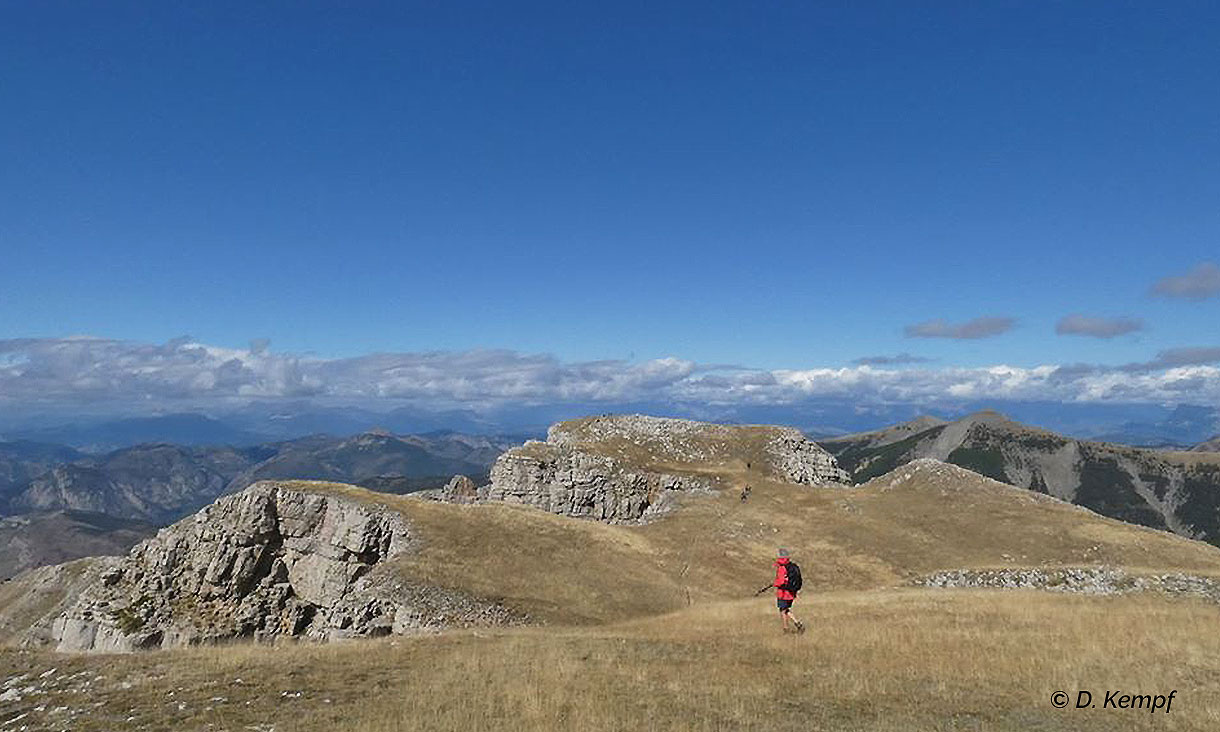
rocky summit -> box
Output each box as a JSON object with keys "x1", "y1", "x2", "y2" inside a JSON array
[
  {"x1": 439, "y1": 415, "x2": 848, "y2": 522},
  {"x1": 21, "y1": 481, "x2": 520, "y2": 652}
]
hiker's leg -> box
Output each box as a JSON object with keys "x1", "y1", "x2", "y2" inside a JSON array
[{"x1": 777, "y1": 598, "x2": 795, "y2": 631}]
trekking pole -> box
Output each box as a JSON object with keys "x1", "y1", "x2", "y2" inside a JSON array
[{"x1": 754, "y1": 584, "x2": 773, "y2": 596}]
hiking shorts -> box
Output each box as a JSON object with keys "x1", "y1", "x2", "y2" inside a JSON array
[{"x1": 777, "y1": 598, "x2": 793, "y2": 612}]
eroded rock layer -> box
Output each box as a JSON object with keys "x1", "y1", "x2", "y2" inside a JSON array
[
  {"x1": 41, "y1": 482, "x2": 520, "y2": 652},
  {"x1": 443, "y1": 415, "x2": 848, "y2": 522}
]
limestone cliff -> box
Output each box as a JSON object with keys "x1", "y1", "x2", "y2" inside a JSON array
[
  {"x1": 27, "y1": 481, "x2": 520, "y2": 652},
  {"x1": 441, "y1": 415, "x2": 848, "y2": 522}
]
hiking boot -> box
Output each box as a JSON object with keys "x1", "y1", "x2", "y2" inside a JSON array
[{"x1": 794, "y1": 620, "x2": 806, "y2": 635}]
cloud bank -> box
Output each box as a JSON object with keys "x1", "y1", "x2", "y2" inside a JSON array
[
  {"x1": 1151, "y1": 262, "x2": 1220, "y2": 300},
  {"x1": 852, "y1": 353, "x2": 932, "y2": 366},
  {"x1": 1, "y1": 337, "x2": 1218, "y2": 414},
  {"x1": 904, "y1": 317, "x2": 1016, "y2": 340},
  {"x1": 1055, "y1": 314, "x2": 1144, "y2": 338}
]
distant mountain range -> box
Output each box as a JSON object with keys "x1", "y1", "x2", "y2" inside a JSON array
[
  {"x1": 0, "y1": 430, "x2": 526, "y2": 578},
  {"x1": 1, "y1": 407, "x2": 522, "y2": 452},
  {"x1": 0, "y1": 511, "x2": 155, "y2": 581},
  {"x1": 2, "y1": 431, "x2": 525, "y2": 524},
  {"x1": 819, "y1": 411, "x2": 1220, "y2": 546},
  {"x1": 4, "y1": 407, "x2": 1220, "y2": 582},
  {"x1": 1191, "y1": 435, "x2": 1220, "y2": 452},
  {"x1": 13, "y1": 414, "x2": 263, "y2": 452},
  {"x1": 1088, "y1": 404, "x2": 1220, "y2": 448},
  {"x1": 2, "y1": 401, "x2": 1216, "y2": 452},
  {"x1": 0, "y1": 440, "x2": 86, "y2": 510}
]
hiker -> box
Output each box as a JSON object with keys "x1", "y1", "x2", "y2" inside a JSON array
[
  {"x1": 739, "y1": 484, "x2": 751, "y2": 502},
  {"x1": 768, "y1": 548, "x2": 805, "y2": 634}
]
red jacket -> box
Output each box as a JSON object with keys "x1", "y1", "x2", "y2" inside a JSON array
[{"x1": 773, "y1": 557, "x2": 796, "y2": 601}]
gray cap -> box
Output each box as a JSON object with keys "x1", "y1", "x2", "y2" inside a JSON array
[{"x1": 777, "y1": 548, "x2": 789, "y2": 557}]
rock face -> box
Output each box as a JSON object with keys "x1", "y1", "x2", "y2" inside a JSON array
[
  {"x1": 765, "y1": 428, "x2": 851, "y2": 485},
  {"x1": 39, "y1": 481, "x2": 520, "y2": 652},
  {"x1": 480, "y1": 445, "x2": 713, "y2": 522},
  {"x1": 456, "y1": 415, "x2": 848, "y2": 523},
  {"x1": 439, "y1": 474, "x2": 479, "y2": 502}
]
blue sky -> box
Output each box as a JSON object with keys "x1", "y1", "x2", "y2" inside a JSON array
[{"x1": 1, "y1": 1, "x2": 1218, "y2": 415}]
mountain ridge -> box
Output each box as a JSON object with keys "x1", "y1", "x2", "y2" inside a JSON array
[{"x1": 820, "y1": 411, "x2": 1220, "y2": 545}]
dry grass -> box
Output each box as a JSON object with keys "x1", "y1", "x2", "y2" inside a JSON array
[
  {"x1": 299, "y1": 464, "x2": 1220, "y2": 630},
  {"x1": 4, "y1": 590, "x2": 1218, "y2": 731},
  {"x1": 6, "y1": 455, "x2": 1220, "y2": 730},
  {"x1": 1161, "y1": 451, "x2": 1220, "y2": 466}
]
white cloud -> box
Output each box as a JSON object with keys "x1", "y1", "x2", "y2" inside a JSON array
[{"x1": 0, "y1": 337, "x2": 1218, "y2": 411}]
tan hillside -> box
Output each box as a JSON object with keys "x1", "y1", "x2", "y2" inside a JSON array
[
  {"x1": 2, "y1": 590, "x2": 1218, "y2": 731},
  {"x1": 8, "y1": 455, "x2": 1219, "y2": 645},
  {"x1": 321, "y1": 458, "x2": 1220, "y2": 629},
  {"x1": 5, "y1": 416, "x2": 1220, "y2": 730}
]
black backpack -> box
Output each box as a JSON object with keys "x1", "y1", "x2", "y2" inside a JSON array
[{"x1": 782, "y1": 561, "x2": 803, "y2": 593}]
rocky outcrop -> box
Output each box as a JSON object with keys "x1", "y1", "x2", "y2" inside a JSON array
[
  {"x1": 452, "y1": 415, "x2": 848, "y2": 523},
  {"x1": 36, "y1": 481, "x2": 520, "y2": 652},
  {"x1": 479, "y1": 443, "x2": 713, "y2": 523},
  {"x1": 438, "y1": 474, "x2": 479, "y2": 503},
  {"x1": 765, "y1": 428, "x2": 850, "y2": 484},
  {"x1": 914, "y1": 566, "x2": 1220, "y2": 604}
]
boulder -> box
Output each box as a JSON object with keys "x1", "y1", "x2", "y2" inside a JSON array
[{"x1": 439, "y1": 474, "x2": 479, "y2": 503}]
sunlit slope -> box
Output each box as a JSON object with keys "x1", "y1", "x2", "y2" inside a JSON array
[
  {"x1": 821, "y1": 410, "x2": 1220, "y2": 545},
  {"x1": 309, "y1": 458, "x2": 1220, "y2": 626}
]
